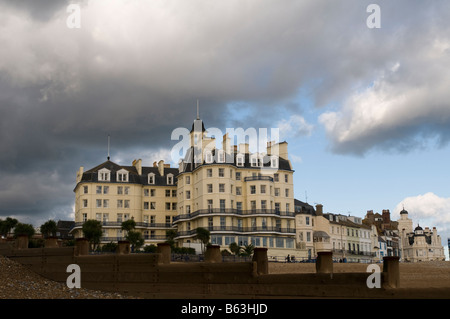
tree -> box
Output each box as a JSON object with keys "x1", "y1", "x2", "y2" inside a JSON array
[
  {"x1": 121, "y1": 219, "x2": 136, "y2": 233},
  {"x1": 241, "y1": 243, "x2": 254, "y2": 257},
  {"x1": 40, "y1": 220, "x2": 58, "y2": 238},
  {"x1": 229, "y1": 242, "x2": 242, "y2": 256},
  {"x1": 194, "y1": 227, "x2": 210, "y2": 254},
  {"x1": 0, "y1": 217, "x2": 18, "y2": 238},
  {"x1": 13, "y1": 223, "x2": 35, "y2": 239},
  {"x1": 82, "y1": 220, "x2": 102, "y2": 251},
  {"x1": 121, "y1": 219, "x2": 144, "y2": 252},
  {"x1": 165, "y1": 229, "x2": 177, "y2": 248},
  {"x1": 126, "y1": 231, "x2": 145, "y2": 252}
]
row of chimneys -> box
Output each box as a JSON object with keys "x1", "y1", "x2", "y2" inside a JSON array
[{"x1": 132, "y1": 159, "x2": 170, "y2": 176}]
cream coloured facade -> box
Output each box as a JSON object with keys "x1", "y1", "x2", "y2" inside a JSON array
[
  {"x1": 398, "y1": 208, "x2": 445, "y2": 262},
  {"x1": 72, "y1": 159, "x2": 179, "y2": 244},
  {"x1": 173, "y1": 116, "x2": 300, "y2": 257}
]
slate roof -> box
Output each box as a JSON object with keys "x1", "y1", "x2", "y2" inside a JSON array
[{"x1": 78, "y1": 160, "x2": 179, "y2": 187}]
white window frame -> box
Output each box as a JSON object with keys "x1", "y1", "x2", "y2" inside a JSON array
[
  {"x1": 116, "y1": 169, "x2": 129, "y2": 182},
  {"x1": 98, "y1": 168, "x2": 111, "y2": 181},
  {"x1": 148, "y1": 173, "x2": 155, "y2": 185}
]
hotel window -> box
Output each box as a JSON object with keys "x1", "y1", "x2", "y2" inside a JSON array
[
  {"x1": 285, "y1": 174, "x2": 288, "y2": 183},
  {"x1": 166, "y1": 202, "x2": 171, "y2": 210},
  {"x1": 117, "y1": 170, "x2": 129, "y2": 182},
  {"x1": 208, "y1": 217, "x2": 213, "y2": 228},
  {"x1": 207, "y1": 169, "x2": 213, "y2": 177},
  {"x1": 186, "y1": 176, "x2": 190, "y2": 184},
  {"x1": 207, "y1": 200, "x2": 213, "y2": 212},
  {"x1": 236, "y1": 155, "x2": 244, "y2": 167},
  {"x1": 83, "y1": 199, "x2": 88, "y2": 208},
  {"x1": 172, "y1": 190, "x2": 177, "y2": 197},
  {"x1": 285, "y1": 188, "x2": 289, "y2": 197},
  {"x1": 275, "y1": 203, "x2": 280, "y2": 213},
  {"x1": 144, "y1": 202, "x2": 149, "y2": 210},
  {"x1": 286, "y1": 203, "x2": 290, "y2": 212},
  {"x1": 235, "y1": 172, "x2": 241, "y2": 180},
  {"x1": 83, "y1": 186, "x2": 88, "y2": 194},
  {"x1": 186, "y1": 205, "x2": 191, "y2": 214},
  {"x1": 150, "y1": 215, "x2": 156, "y2": 224},
  {"x1": 219, "y1": 168, "x2": 224, "y2": 177},
  {"x1": 167, "y1": 174, "x2": 174, "y2": 185},
  {"x1": 98, "y1": 168, "x2": 110, "y2": 181},
  {"x1": 103, "y1": 186, "x2": 109, "y2": 194},
  {"x1": 205, "y1": 151, "x2": 213, "y2": 164},
  {"x1": 96, "y1": 186, "x2": 102, "y2": 194},
  {"x1": 144, "y1": 189, "x2": 149, "y2": 197},
  {"x1": 117, "y1": 200, "x2": 123, "y2": 208},
  {"x1": 96, "y1": 199, "x2": 102, "y2": 208},
  {"x1": 236, "y1": 187, "x2": 242, "y2": 196},
  {"x1": 103, "y1": 213, "x2": 109, "y2": 222},
  {"x1": 186, "y1": 191, "x2": 191, "y2": 199},
  {"x1": 144, "y1": 231, "x2": 149, "y2": 240},
  {"x1": 150, "y1": 202, "x2": 156, "y2": 210},
  {"x1": 220, "y1": 217, "x2": 226, "y2": 229},
  {"x1": 166, "y1": 190, "x2": 171, "y2": 197},
  {"x1": 124, "y1": 200, "x2": 130, "y2": 208},
  {"x1": 124, "y1": 187, "x2": 130, "y2": 195},
  {"x1": 117, "y1": 213, "x2": 123, "y2": 222},
  {"x1": 250, "y1": 156, "x2": 258, "y2": 167},
  {"x1": 117, "y1": 186, "x2": 123, "y2": 195},
  {"x1": 261, "y1": 200, "x2": 267, "y2": 211},
  {"x1": 274, "y1": 173, "x2": 279, "y2": 182},
  {"x1": 172, "y1": 202, "x2": 177, "y2": 210},
  {"x1": 236, "y1": 202, "x2": 242, "y2": 212},
  {"x1": 124, "y1": 214, "x2": 130, "y2": 221},
  {"x1": 218, "y1": 150, "x2": 225, "y2": 163},
  {"x1": 260, "y1": 185, "x2": 266, "y2": 194},
  {"x1": 219, "y1": 184, "x2": 225, "y2": 193},
  {"x1": 250, "y1": 185, "x2": 256, "y2": 194},
  {"x1": 207, "y1": 184, "x2": 213, "y2": 193},
  {"x1": 306, "y1": 216, "x2": 310, "y2": 225},
  {"x1": 148, "y1": 173, "x2": 155, "y2": 184},
  {"x1": 150, "y1": 189, "x2": 155, "y2": 197},
  {"x1": 271, "y1": 156, "x2": 278, "y2": 168},
  {"x1": 262, "y1": 217, "x2": 267, "y2": 230},
  {"x1": 275, "y1": 188, "x2": 280, "y2": 196},
  {"x1": 250, "y1": 201, "x2": 256, "y2": 212},
  {"x1": 103, "y1": 199, "x2": 109, "y2": 208},
  {"x1": 96, "y1": 213, "x2": 102, "y2": 221},
  {"x1": 220, "y1": 199, "x2": 226, "y2": 212},
  {"x1": 166, "y1": 215, "x2": 171, "y2": 225}
]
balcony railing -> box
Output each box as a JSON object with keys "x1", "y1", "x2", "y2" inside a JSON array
[
  {"x1": 100, "y1": 235, "x2": 168, "y2": 242},
  {"x1": 72, "y1": 221, "x2": 175, "y2": 229},
  {"x1": 243, "y1": 176, "x2": 274, "y2": 182},
  {"x1": 176, "y1": 226, "x2": 296, "y2": 237},
  {"x1": 173, "y1": 208, "x2": 295, "y2": 222}
]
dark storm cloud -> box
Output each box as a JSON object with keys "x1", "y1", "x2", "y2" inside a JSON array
[{"x1": 1, "y1": 0, "x2": 450, "y2": 225}]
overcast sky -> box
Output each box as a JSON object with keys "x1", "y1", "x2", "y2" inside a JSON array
[{"x1": 1, "y1": 0, "x2": 449, "y2": 256}]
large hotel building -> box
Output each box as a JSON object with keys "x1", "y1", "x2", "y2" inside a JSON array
[{"x1": 72, "y1": 114, "x2": 297, "y2": 256}]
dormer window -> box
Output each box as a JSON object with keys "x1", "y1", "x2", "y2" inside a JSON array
[
  {"x1": 116, "y1": 169, "x2": 129, "y2": 182},
  {"x1": 217, "y1": 150, "x2": 225, "y2": 163},
  {"x1": 205, "y1": 150, "x2": 213, "y2": 164},
  {"x1": 236, "y1": 154, "x2": 244, "y2": 167},
  {"x1": 148, "y1": 173, "x2": 155, "y2": 185},
  {"x1": 270, "y1": 156, "x2": 278, "y2": 168},
  {"x1": 98, "y1": 168, "x2": 111, "y2": 181},
  {"x1": 250, "y1": 155, "x2": 260, "y2": 167},
  {"x1": 167, "y1": 173, "x2": 174, "y2": 185}
]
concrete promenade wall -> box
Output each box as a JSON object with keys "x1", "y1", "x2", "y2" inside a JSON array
[{"x1": 0, "y1": 242, "x2": 398, "y2": 298}]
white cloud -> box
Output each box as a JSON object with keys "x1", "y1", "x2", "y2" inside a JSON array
[
  {"x1": 277, "y1": 114, "x2": 314, "y2": 141},
  {"x1": 394, "y1": 193, "x2": 450, "y2": 249}
]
